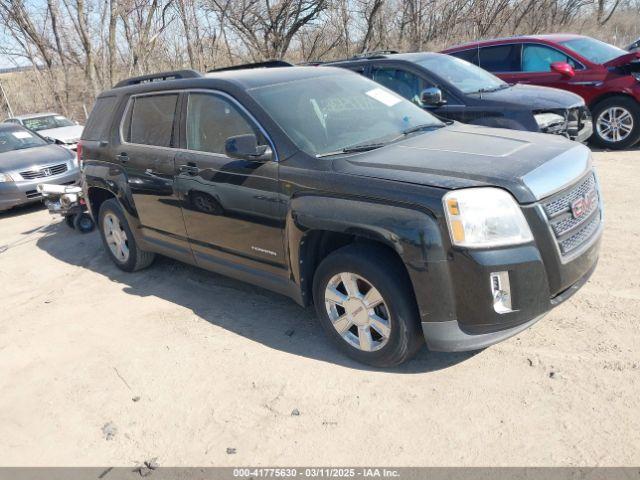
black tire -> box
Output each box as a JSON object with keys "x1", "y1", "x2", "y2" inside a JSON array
[
  {"x1": 312, "y1": 243, "x2": 424, "y2": 367},
  {"x1": 98, "y1": 198, "x2": 155, "y2": 272},
  {"x1": 73, "y1": 212, "x2": 95, "y2": 233},
  {"x1": 590, "y1": 96, "x2": 640, "y2": 149},
  {"x1": 65, "y1": 215, "x2": 76, "y2": 229}
]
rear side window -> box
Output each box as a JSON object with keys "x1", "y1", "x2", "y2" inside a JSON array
[
  {"x1": 449, "y1": 49, "x2": 479, "y2": 66},
  {"x1": 479, "y1": 44, "x2": 521, "y2": 72},
  {"x1": 83, "y1": 96, "x2": 117, "y2": 141},
  {"x1": 123, "y1": 94, "x2": 178, "y2": 147}
]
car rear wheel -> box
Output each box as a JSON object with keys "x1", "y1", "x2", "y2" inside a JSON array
[
  {"x1": 98, "y1": 198, "x2": 155, "y2": 272},
  {"x1": 312, "y1": 244, "x2": 424, "y2": 367},
  {"x1": 591, "y1": 96, "x2": 640, "y2": 149}
]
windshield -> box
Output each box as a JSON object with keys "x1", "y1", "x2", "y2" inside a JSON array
[
  {"x1": 248, "y1": 73, "x2": 443, "y2": 157},
  {"x1": 0, "y1": 127, "x2": 47, "y2": 153},
  {"x1": 560, "y1": 37, "x2": 627, "y2": 64},
  {"x1": 22, "y1": 115, "x2": 75, "y2": 131},
  {"x1": 418, "y1": 55, "x2": 508, "y2": 93}
]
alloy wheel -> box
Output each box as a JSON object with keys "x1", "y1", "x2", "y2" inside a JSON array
[
  {"x1": 324, "y1": 272, "x2": 391, "y2": 352},
  {"x1": 103, "y1": 212, "x2": 130, "y2": 263},
  {"x1": 596, "y1": 106, "x2": 634, "y2": 143}
]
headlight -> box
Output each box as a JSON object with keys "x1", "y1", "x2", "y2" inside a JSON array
[
  {"x1": 0, "y1": 173, "x2": 14, "y2": 183},
  {"x1": 443, "y1": 188, "x2": 533, "y2": 248},
  {"x1": 632, "y1": 72, "x2": 640, "y2": 82},
  {"x1": 534, "y1": 112, "x2": 566, "y2": 133}
]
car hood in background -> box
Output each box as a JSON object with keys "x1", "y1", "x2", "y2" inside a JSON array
[
  {"x1": 332, "y1": 123, "x2": 591, "y2": 203},
  {"x1": 0, "y1": 144, "x2": 75, "y2": 173},
  {"x1": 602, "y1": 50, "x2": 640, "y2": 67},
  {"x1": 37, "y1": 125, "x2": 84, "y2": 143},
  {"x1": 470, "y1": 84, "x2": 584, "y2": 109}
]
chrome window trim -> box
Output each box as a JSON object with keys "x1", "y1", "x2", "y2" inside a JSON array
[{"x1": 118, "y1": 88, "x2": 278, "y2": 162}]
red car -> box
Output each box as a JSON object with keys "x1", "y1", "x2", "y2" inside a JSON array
[{"x1": 443, "y1": 34, "x2": 640, "y2": 149}]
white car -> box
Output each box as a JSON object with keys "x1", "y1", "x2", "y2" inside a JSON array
[{"x1": 4, "y1": 112, "x2": 84, "y2": 151}]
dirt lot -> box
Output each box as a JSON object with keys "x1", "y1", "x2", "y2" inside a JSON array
[{"x1": 0, "y1": 150, "x2": 639, "y2": 467}]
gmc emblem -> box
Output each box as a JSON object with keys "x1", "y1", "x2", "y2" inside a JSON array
[{"x1": 570, "y1": 187, "x2": 598, "y2": 219}]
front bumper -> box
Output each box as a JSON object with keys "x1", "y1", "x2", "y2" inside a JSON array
[{"x1": 0, "y1": 167, "x2": 80, "y2": 211}]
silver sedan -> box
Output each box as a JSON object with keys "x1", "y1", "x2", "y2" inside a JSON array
[{"x1": 0, "y1": 123, "x2": 79, "y2": 212}]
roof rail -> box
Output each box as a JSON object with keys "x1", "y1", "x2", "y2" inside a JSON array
[
  {"x1": 207, "y1": 60, "x2": 293, "y2": 73},
  {"x1": 114, "y1": 69, "x2": 202, "y2": 88},
  {"x1": 351, "y1": 50, "x2": 399, "y2": 59}
]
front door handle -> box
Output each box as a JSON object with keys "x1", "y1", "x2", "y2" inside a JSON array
[
  {"x1": 116, "y1": 152, "x2": 129, "y2": 163},
  {"x1": 179, "y1": 162, "x2": 200, "y2": 175}
]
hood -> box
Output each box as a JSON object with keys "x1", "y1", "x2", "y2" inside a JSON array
[
  {"x1": 603, "y1": 50, "x2": 640, "y2": 67},
  {"x1": 37, "y1": 125, "x2": 84, "y2": 143},
  {"x1": 332, "y1": 123, "x2": 592, "y2": 203},
  {"x1": 471, "y1": 84, "x2": 584, "y2": 109},
  {"x1": 0, "y1": 144, "x2": 75, "y2": 173}
]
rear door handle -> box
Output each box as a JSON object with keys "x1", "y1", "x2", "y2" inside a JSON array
[{"x1": 116, "y1": 152, "x2": 129, "y2": 163}]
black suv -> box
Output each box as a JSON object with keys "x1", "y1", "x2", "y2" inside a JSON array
[
  {"x1": 81, "y1": 66, "x2": 603, "y2": 367},
  {"x1": 323, "y1": 51, "x2": 592, "y2": 142}
]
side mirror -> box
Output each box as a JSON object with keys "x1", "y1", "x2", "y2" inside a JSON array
[
  {"x1": 224, "y1": 134, "x2": 272, "y2": 161},
  {"x1": 550, "y1": 61, "x2": 575, "y2": 78},
  {"x1": 420, "y1": 87, "x2": 446, "y2": 107}
]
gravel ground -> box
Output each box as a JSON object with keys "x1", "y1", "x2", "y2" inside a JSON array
[{"x1": 0, "y1": 150, "x2": 638, "y2": 467}]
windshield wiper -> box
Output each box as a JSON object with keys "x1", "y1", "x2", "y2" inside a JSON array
[
  {"x1": 316, "y1": 142, "x2": 386, "y2": 158},
  {"x1": 471, "y1": 84, "x2": 509, "y2": 94},
  {"x1": 401, "y1": 123, "x2": 446, "y2": 136}
]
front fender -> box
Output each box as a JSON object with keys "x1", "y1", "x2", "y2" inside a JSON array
[{"x1": 287, "y1": 194, "x2": 456, "y2": 323}]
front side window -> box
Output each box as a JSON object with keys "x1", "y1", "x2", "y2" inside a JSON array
[
  {"x1": 186, "y1": 93, "x2": 260, "y2": 155},
  {"x1": 249, "y1": 72, "x2": 443, "y2": 157},
  {"x1": 522, "y1": 44, "x2": 578, "y2": 72},
  {"x1": 0, "y1": 127, "x2": 47, "y2": 153},
  {"x1": 479, "y1": 44, "x2": 521, "y2": 72},
  {"x1": 371, "y1": 67, "x2": 425, "y2": 105},
  {"x1": 22, "y1": 115, "x2": 75, "y2": 131},
  {"x1": 417, "y1": 55, "x2": 507, "y2": 94},
  {"x1": 560, "y1": 37, "x2": 627, "y2": 64},
  {"x1": 124, "y1": 94, "x2": 178, "y2": 147}
]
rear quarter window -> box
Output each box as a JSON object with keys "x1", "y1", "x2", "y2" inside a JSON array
[
  {"x1": 83, "y1": 96, "x2": 118, "y2": 141},
  {"x1": 449, "y1": 49, "x2": 480, "y2": 66},
  {"x1": 122, "y1": 94, "x2": 178, "y2": 147}
]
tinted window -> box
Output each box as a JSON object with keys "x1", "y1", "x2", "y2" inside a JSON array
[
  {"x1": 124, "y1": 94, "x2": 178, "y2": 147},
  {"x1": 186, "y1": 93, "x2": 260, "y2": 155},
  {"x1": 522, "y1": 44, "x2": 578, "y2": 72},
  {"x1": 0, "y1": 126, "x2": 47, "y2": 153},
  {"x1": 449, "y1": 49, "x2": 479, "y2": 65},
  {"x1": 479, "y1": 44, "x2": 521, "y2": 72},
  {"x1": 83, "y1": 96, "x2": 117, "y2": 141},
  {"x1": 372, "y1": 67, "x2": 425, "y2": 105}
]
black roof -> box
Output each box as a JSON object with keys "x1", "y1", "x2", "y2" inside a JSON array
[{"x1": 102, "y1": 65, "x2": 349, "y2": 98}]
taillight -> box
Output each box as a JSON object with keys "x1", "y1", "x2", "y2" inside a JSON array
[{"x1": 76, "y1": 141, "x2": 83, "y2": 167}]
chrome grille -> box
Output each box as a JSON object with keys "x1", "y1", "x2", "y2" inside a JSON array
[
  {"x1": 20, "y1": 163, "x2": 68, "y2": 180},
  {"x1": 542, "y1": 172, "x2": 602, "y2": 256}
]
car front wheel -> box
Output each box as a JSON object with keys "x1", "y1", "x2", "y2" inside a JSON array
[
  {"x1": 591, "y1": 96, "x2": 640, "y2": 149},
  {"x1": 312, "y1": 244, "x2": 424, "y2": 367}
]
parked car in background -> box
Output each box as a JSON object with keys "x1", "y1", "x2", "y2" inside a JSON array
[
  {"x1": 4, "y1": 113, "x2": 84, "y2": 151},
  {"x1": 0, "y1": 123, "x2": 79, "y2": 212},
  {"x1": 443, "y1": 34, "x2": 640, "y2": 149},
  {"x1": 322, "y1": 51, "x2": 592, "y2": 142},
  {"x1": 627, "y1": 37, "x2": 640, "y2": 52},
  {"x1": 81, "y1": 66, "x2": 602, "y2": 367}
]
